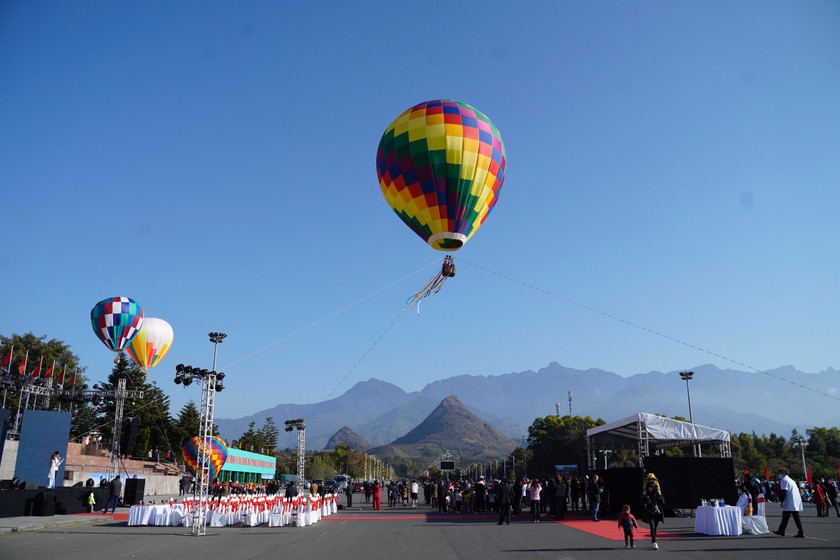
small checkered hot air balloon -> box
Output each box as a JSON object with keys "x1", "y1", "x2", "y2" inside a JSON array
[
  {"x1": 126, "y1": 317, "x2": 174, "y2": 376},
  {"x1": 376, "y1": 99, "x2": 507, "y2": 309},
  {"x1": 90, "y1": 296, "x2": 144, "y2": 352},
  {"x1": 182, "y1": 436, "x2": 228, "y2": 480}
]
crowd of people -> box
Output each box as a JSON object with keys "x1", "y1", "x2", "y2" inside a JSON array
[{"x1": 351, "y1": 473, "x2": 665, "y2": 548}]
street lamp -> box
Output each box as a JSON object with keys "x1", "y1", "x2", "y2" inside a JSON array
[
  {"x1": 679, "y1": 371, "x2": 698, "y2": 456},
  {"x1": 796, "y1": 437, "x2": 808, "y2": 480},
  {"x1": 678, "y1": 371, "x2": 694, "y2": 423}
]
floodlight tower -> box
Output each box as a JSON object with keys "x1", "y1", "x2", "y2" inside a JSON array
[
  {"x1": 285, "y1": 419, "x2": 306, "y2": 491},
  {"x1": 174, "y1": 331, "x2": 227, "y2": 536}
]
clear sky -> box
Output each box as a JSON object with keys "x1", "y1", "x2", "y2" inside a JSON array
[{"x1": 2, "y1": 1, "x2": 839, "y2": 420}]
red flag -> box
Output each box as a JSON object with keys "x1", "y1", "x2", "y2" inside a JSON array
[
  {"x1": 807, "y1": 466, "x2": 813, "y2": 484},
  {"x1": 31, "y1": 356, "x2": 42, "y2": 378},
  {"x1": 44, "y1": 361, "x2": 54, "y2": 379},
  {"x1": 56, "y1": 364, "x2": 66, "y2": 384},
  {"x1": 68, "y1": 370, "x2": 76, "y2": 387},
  {"x1": 0, "y1": 346, "x2": 11, "y2": 369},
  {"x1": 764, "y1": 467, "x2": 770, "y2": 481},
  {"x1": 17, "y1": 351, "x2": 28, "y2": 375}
]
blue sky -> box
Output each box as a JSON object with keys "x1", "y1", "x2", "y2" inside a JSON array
[{"x1": 2, "y1": 1, "x2": 839, "y2": 421}]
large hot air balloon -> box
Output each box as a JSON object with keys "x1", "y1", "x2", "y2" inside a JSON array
[
  {"x1": 126, "y1": 317, "x2": 174, "y2": 373},
  {"x1": 90, "y1": 296, "x2": 144, "y2": 352},
  {"x1": 182, "y1": 436, "x2": 228, "y2": 480},
  {"x1": 376, "y1": 99, "x2": 507, "y2": 308},
  {"x1": 377, "y1": 99, "x2": 506, "y2": 251}
]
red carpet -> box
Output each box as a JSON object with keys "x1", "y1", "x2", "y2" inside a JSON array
[
  {"x1": 74, "y1": 512, "x2": 129, "y2": 522},
  {"x1": 554, "y1": 515, "x2": 683, "y2": 541}
]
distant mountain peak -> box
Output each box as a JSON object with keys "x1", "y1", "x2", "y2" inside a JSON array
[
  {"x1": 324, "y1": 426, "x2": 371, "y2": 451},
  {"x1": 379, "y1": 395, "x2": 517, "y2": 461}
]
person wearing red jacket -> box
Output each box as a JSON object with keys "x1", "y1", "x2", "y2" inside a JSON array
[{"x1": 617, "y1": 504, "x2": 640, "y2": 549}]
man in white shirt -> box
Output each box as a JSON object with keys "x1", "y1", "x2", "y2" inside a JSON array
[{"x1": 772, "y1": 468, "x2": 804, "y2": 538}]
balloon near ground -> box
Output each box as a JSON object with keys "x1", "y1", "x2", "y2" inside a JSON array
[
  {"x1": 182, "y1": 436, "x2": 228, "y2": 480},
  {"x1": 126, "y1": 317, "x2": 174, "y2": 372},
  {"x1": 90, "y1": 296, "x2": 144, "y2": 352},
  {"x1": 376, "y1": 99, "x2": 506, "y2": 252}
]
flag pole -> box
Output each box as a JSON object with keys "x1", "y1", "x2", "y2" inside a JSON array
[
  {"x1": 1, "y1": 343, "x2": 10, "y2": 409},
  {"x1": 44, "y1": 359, "x2": 55, "y2": 409},
  {"x1": 56, "y1": 364, "x2": 66, "y2": 412}
]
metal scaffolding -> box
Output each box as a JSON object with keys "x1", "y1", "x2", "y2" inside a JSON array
[
  {"x1": 284, "y1": 419, "x2": 306, "y2": 492},
  {"x1": 192, "y1": 370, "x2": 218, "y2": 536}
]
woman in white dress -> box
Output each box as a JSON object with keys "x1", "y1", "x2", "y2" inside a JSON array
[{"x1": 47, "y1": 451, "x2": 63, "y2": 489}]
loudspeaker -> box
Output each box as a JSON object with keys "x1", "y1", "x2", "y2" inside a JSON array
[
  {"x1": 123, "y1": 478, "x2": 145, "y2": 506},
  {"x1": 123, "y1": 417, "x2": 140, "y2": 456}
]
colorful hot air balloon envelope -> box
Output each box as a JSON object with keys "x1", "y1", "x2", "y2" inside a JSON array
[
  {"x1": 376, "y1": 99, "x2": 507, "y2": 252},
  {"x1": 126, "y1": 317, "x2": 174, "y2": 372},
  {"x1": 182, "y1": 436, "x2": 228, "y2": 480},
  {"x1": 90, "y1": 297, "x2": 144, "y2": 352}
]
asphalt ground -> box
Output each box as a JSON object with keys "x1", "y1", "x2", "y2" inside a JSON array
[{"x1": 0, "y1": 499, "x2": 837, "y2": 560}]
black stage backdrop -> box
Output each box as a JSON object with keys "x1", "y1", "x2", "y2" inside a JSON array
[
  {"x1": 590, "y1": 467, "x2": 643, "y2": 518},
  {"x1": 644, "y1": 456, "x2": 737, "y2": 509},
  {"x1": 0, "y1": 486, "x2": 108, "y2": 517}
]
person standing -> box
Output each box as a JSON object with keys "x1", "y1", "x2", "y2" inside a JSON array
[
  {"x1": 372, "y1": 480, "x2": 382, "y2": 511},
  {"x1": 104, "y1": 475, "x2": 122, "y2": 514},
  {"x1": 47, "y1": 451, "x2": 63, "y2": 489},
  {"x1": 825, "y1": 478, "x2": 840, "y2": 517},
  {"x1": 773, "y1": 468, "x2": 804, "y2": 538},
  {"x1": 570, "y1": 477, "x2": 580, "y2": 511},
  {"x1": 437, "y1": 480, "x2": 448, "y2": 513},
  {"x1": 588, "y1": 474, "x2": 602, "y2": 522},
  {"x1": 345, "y1": 482, "x2": 353, "y2": 508},
  {"x1": 528, "y1": 478, "x2": 542, "y2": 523},
  {"x1": 496, "y1": 478, "x2": 514, "y2": 525},
  {"x1": 554, "y1": 475, "x2": 568, "y2": 520},
  {"x1": 513, "y1": 478, "x2": 523, "y2": 517},
  {"x1": 410, "y1": 479, "x2": 419, "y2": 508}
]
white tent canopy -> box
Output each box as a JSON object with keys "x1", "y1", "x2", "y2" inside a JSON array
[{"x1": 586, "y1": 412, "x2": 731, "y2": 468}]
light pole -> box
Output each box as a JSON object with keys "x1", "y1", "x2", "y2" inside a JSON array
[
  {"x1": 796, "y1": 437, "x2": 808, "y2": 480},
  {"x1": 679, "y1": 371, "x2": 697, "y2": 456},
  {"x1": 679, "y1": 371, "x2": 694, "y2": 422},
  {"x1": 209, "y1": 332, "x2": 227, "y2": 371}
]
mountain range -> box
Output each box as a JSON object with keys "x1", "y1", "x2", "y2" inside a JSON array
[{"x1": 214, "y1": 362, "x2": 840, "y2": 451}]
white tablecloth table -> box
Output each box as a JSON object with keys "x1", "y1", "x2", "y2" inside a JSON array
[
  {"x1": 694, "y1": 505, "x2": 743, "y2": 536},
  {"x1": 128, "y1": 504, "x2": 185, "y2": 526}
]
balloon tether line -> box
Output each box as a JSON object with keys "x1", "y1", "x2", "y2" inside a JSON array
[{"x1": 461, "y1": 259, "x2": 840, "y2": 403}]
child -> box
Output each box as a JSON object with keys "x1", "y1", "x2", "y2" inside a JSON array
[{"x1": 617, "y1": 504, "x2": 639, "y2": 548}]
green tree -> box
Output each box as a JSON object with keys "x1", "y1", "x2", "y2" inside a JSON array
[
  {"x1": 258, "y1": 416, "x2": 279, "y2": 452},
  {"x1": 527, "y1": 415, "x2": 604, "y2": 475},
  {"x1": 172, "y1": 401, "x2": 200, "y2": 448},
  {"x1": 1, "y1": 332, "x2": 88, "y2": 419},
  {"x1": 237, "y1": 420, "x2": 264, "y2": 451},
  {"x1": 96, "y1": 353, "x2": 173, "y2": 459}
]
